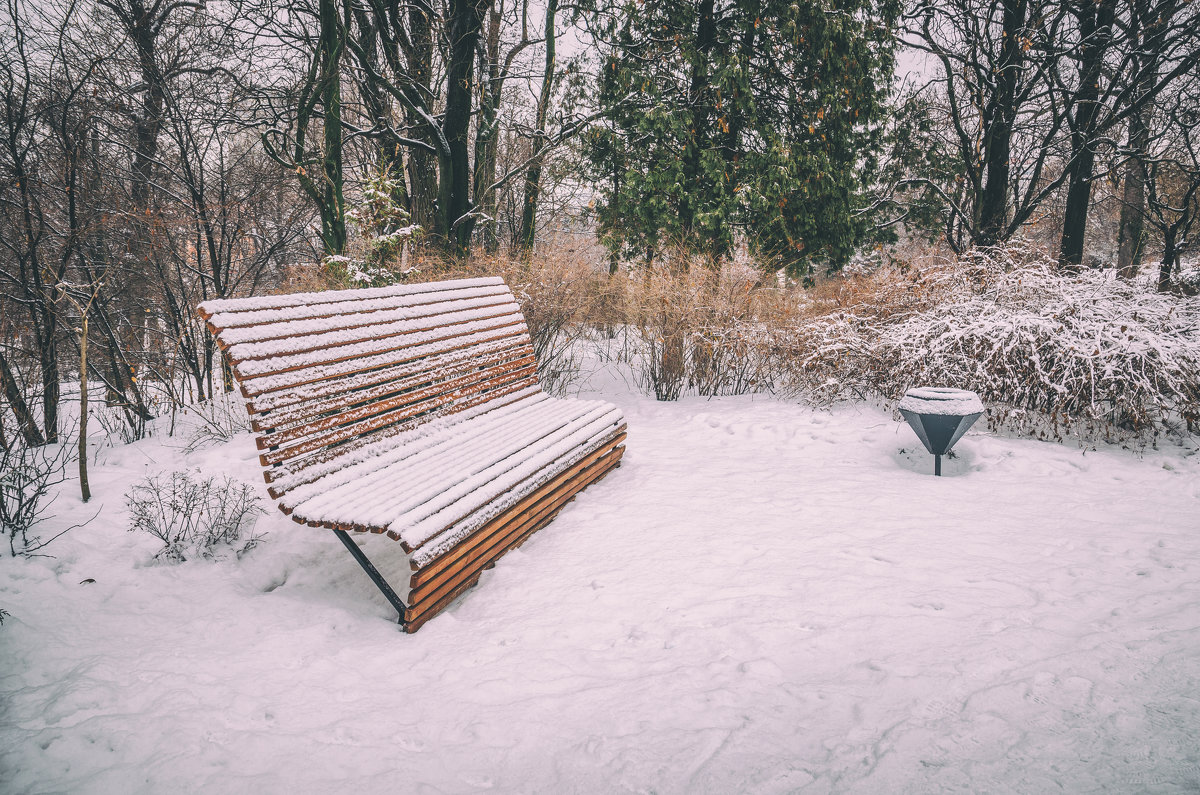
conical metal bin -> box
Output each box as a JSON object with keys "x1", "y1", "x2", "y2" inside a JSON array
[{"x1": 898, "y1": 387, "x2": 984, "y2": 476}]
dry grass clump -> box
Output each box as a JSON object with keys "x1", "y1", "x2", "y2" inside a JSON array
[
  {"x1": 417, "y1": 247, "x2": 800, "y2": 401},
  {"x1": 406, "y1": 242, "x2": 611, "y2": 395},
  {"x1": 604, "y1": 261, "x2": 799, "y2": 400}
]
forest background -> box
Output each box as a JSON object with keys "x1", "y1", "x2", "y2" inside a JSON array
[{"x1": 2, "y1": 0, "x2": 1200, "y2": 544}]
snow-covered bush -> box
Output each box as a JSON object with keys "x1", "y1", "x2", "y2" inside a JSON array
[
  {"x1": 319, "y1": 254, "x2": 397, "y2": 289},
  {"x1": 1, "y1": 439, "x2": 72, "y2": 556},
  {"x1": 126, "y1": 471, "x2": 265, "y2": 562},
  {"x1": 1170, "y1": 266, "x2": 1200, "y2": 296},
  {"x1": 879, "y1": 256, "x2": 1199, "y2": 437},
  {"x1": 184, "y1": 392, "x2": 251, "y2": 452},
  {"x1": 779, "y1": 245, "x2": 1200, "y2": 441}
]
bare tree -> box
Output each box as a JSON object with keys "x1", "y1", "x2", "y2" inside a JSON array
[
  {"x1": 0, "y1": 0, "x2": 64, "y2": 442},
  {"x1": 904, "y1": 0, "x2": 1200, "y2": 264},
  {"x1": 474, "y1": 0, "x2": 537, "y2": 252},
  {"x1": 903, "y1": 0, "x2": 1067, "y2": 252},
  {"x1": 260, "y1": 0, "x2": 350, "y2": 256},
  {"x1": 1144, "y1": 80, "x2": 1200, "y2": 290}
]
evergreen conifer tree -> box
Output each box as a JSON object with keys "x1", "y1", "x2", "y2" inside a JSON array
[{"x1": 587, "y1": 0, "x2": 899, "y2": 274}]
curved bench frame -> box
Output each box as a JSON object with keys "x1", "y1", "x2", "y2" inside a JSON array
[{"x1": 198, "y1": 277, "x2": 626, "y2": 632}]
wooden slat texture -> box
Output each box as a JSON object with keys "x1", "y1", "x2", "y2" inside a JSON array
[
  {"x1": 226, "y1": 300, "x2": 521, "y2": 365},
  {"x1": 408, "y1": 450, "x2": 623, "y2": 610},
  {"x1": 407, "y1": 434, "x2": 627, "y2": 585},
  {"x1": 267, "y1": 384, "x2": 544, "y2": 501},
  {"x1": 408, "y1": 440, "x2": 626, "y2": 597},
  {"x1": 199, "y1": 277, "x2": 627, "y2": 633},
  {"x1": 258, "y1": 366, "x2": 540, "y2": 468},
  {"x1": 278, "y1": 401, "x2": 620, "y2": 536},
  {"x1": 403, "y1": 448, "x2": 625, "y2": 632},
  {"x1": 232, "y1": 311, "x2": 526, "y2": 379},
  {"x1": 198, "y1": 276, "x2": 506, "y2": 317},
  {"x1": 365, "y1": 409, "x2": 621, "y2": 541},
  {"x1": 404, "y1": 425, "x2": 628, "y2": 563},
  {"x1": 215, "y1": 292, "x2": 514, "y2": 347},
  {"x1": 250, "y1": 340, "x2": 534, "y2": 425},
  {"x1": 243, "y1": 329, "x2": 530, "y2": 408},
  {"x1": 256, "y1": 357, "x2": 538, "y2": 451}
]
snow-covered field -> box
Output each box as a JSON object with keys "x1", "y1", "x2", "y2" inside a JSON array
[{"x1": 3, "y1": 369, "x2": 1200, "y2": 793}]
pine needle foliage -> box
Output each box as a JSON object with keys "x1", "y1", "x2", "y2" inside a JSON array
[{"x1": 586, "y1": 0, "x2": 900, "y2": 274}]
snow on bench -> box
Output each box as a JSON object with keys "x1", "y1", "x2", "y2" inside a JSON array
[{"x1": 198, "y1": 277, "x2": 627, "y2": 632}]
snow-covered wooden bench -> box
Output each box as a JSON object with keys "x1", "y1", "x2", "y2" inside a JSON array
[{"x1": 197, "y1": 277, "x2": 627, "y2": 632}]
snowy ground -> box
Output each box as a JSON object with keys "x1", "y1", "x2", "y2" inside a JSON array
[{"x1": 3, "y1": 369, "x2": 1200, "y2": 794}]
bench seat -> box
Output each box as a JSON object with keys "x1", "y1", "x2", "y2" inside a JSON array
[
  {"x1": 282, "y1": 387, "x2": 625, "y2": 561},
  {"x1": 198, "y1": 277, "x2": 626, "y2": 631}
]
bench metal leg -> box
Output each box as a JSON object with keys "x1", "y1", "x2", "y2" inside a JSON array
[{"x1": 333, "y1": 530, "x2": 407, "y2": 625}]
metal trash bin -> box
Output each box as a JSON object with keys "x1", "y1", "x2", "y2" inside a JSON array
[{"x1": 898, "y1": 387, "x2": 984, "y2": 476}]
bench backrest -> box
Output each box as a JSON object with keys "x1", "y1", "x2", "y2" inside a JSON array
[{"x1": 198, "y1": 277, "x2": 538, "y2": 502}]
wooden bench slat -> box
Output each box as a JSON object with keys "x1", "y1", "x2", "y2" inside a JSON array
[
  {"x1": 209, "y1": 285, "x2": 512, "y2": 337},
  {"x1": 254, "y1": 347, "x2": 536, "y2": 435},
  {"x1": 255, "y1": 356, "x2": 538, "y2": 450},
  {"x1": 247, "y1": 334, "x2": 531, "y2": 411},
  {"x1": 285, "y1": 396, "x2": 576, "y2": 511},
  {"x1": 406, "y1": 447, "x2": 624, "y2": 610},
  {"x1": 264, "y1": 387, "x2": 549, "y2": 496},
  {"x1": 198, "y1": 276, "x2": 505, "y2": 317},
  {"x1": 282, "y1": 397, "x2": 611, "y2": 524},
  {"x1": 262, "y1": 384, "x2": 545, "y2": 496},
  {"x1": 228, "y1": 304, "x2": 523, "y2": 367},
  {"x1": 386, "y1": 409, "x2": 624, "y2": 549},
  {"x1": 235, "y1": 316, "x2": 528, "y2": 386},
  {"x1": 287, "y1": 404, "x2": 619, "y2": 535},
  {"x1": 260, "y1": 368, "x2": 541, "y2": 468},
  {"x1": 407, "y1": 427, "x2": 628, "y2": 566},
  {"x1": 218, "y1": 295, "x2": 517, "y2": 352},
  {"x1": 402, "y1": 447, "x2": 624, "y2": 631},
  {"x1": 408, "y1": 437, "x2": 627, "y2": 589}
]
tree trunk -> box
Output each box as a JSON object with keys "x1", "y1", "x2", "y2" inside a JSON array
[
  {"x1": 1058, "y1": 0, "x2": 1117, "y2": 270},
  {"x1": 474, "y1": 5, "x2": 503, "y2": 253},
  {"x1": 517, "y1": 0, "x2": 558, "y2": 254},
  {"x1": 1116, "y1": 107, "x2": 1151, "y2": 279},
  {"x1": 78, "y1": 314, "x2": 91, "y2": 503},
  {"x1": 441, "y1": 0, "x2": 488, "y2": 253},
  {"x1": 37, "y1": 321, "x2": 59, "y2": 445},
  {"x1": 4, "y1": 103, "x2": 60, "y2": 443},
  {"x1": 349, "y1": 3, "x2": 409, "y2": 215},
  {"x1": 406, "y1": 4, "x2": 438, "y2": 234},
  {"x1": 677, "y1": 0, "x2": 718, "y2": 251},
  {"x1": 1116, "y1": 0, "x2": 1159, "y2": 279},
  {"x1": 0, "y1": 349, "x2": 45, "y2": 446},
  {"x1": 1158, "y1": 227, "x2": 1178, "y2": 292},
  {"x1": 318, "y1": 0, "x2": 347, "y2": 255},
  {"x1": 124, "y1": 0, "x2": 169, "y2": 384},
  {"x1": 977, "y1": 0, "x2": 1027, "y2": 247}
]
